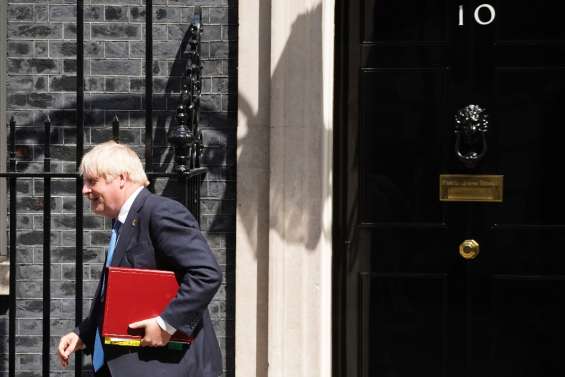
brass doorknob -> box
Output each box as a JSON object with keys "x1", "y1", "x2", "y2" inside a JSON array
[{"x1": 459, "y1": 239, "x2": 479, "y2": 260}]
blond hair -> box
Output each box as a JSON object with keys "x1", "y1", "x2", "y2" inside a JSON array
[{"x1": 79, "y1": 141, "x2": 150, "y2": 187}]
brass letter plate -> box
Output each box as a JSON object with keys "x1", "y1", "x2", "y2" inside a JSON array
[{"x1": 439, "y1": 174, "x2": 503, "y2": 202}]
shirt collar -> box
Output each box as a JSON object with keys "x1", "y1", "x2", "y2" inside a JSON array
[{"x1": 117, "y1": 186, "x2": 144, "y2": 224}]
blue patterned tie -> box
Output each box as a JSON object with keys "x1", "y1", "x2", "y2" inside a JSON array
[{"x1": 93, "y1": 220, "x2": 121, "y2": 372}]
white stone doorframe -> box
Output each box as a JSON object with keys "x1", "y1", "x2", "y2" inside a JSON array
[{"x1": 236, "y1": 0, "x2": 334, "y2": 376}]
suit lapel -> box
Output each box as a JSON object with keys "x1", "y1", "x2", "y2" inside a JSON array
[{"x1": 110, "y1": 188, "x2": 151, "y2": 267}]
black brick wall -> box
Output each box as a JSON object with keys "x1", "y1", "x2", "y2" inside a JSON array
[{"x1": 3, "y1": 1, "x2": 236, "y2": 376}]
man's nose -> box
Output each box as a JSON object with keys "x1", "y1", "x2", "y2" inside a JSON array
[{"x1": 82, "y1": 183, "x2": 90, "y2": 195}]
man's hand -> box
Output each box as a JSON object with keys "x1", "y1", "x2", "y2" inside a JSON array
[
  {"x1": 57, "y1": 332, "x2": 85, "y2": 368},
  {"x1": 129, "y1": 318, "x2": 172, "y2": 347}
]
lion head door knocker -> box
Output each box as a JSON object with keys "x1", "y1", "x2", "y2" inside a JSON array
[{"x1": 454, "y1": 104, "x2": 489, "y2": 169}]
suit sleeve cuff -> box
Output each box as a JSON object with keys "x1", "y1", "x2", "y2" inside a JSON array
[{"x1": 156, "y1": 316, "x2": 177, "y2": 335}]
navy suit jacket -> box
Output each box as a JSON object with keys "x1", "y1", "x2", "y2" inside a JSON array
[{"x1": 76, "y1": 188, "x2": 223, "y2": 377}]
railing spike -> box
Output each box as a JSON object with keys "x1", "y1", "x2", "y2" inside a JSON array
[{"x1": 112, "y1": 114, "x2": 120, "y2": 142}]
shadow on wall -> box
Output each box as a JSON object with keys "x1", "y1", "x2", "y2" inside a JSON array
[
  {"x1": 237, "y1": 3, "x2": 325, "y2": 254},
  {"x1": 10, "y1": 28, "x2": 229, "y2": 188}
]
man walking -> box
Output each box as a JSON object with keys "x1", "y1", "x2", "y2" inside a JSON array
[{"x1": 57, "y1": 141, "x2": 222, "y2": 377}]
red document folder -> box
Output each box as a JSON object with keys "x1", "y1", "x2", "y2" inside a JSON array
[{"x1": 102, "y1": 267, "x2": 193, "y2": 347}]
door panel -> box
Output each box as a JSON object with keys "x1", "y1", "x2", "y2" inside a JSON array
[
  {"x1": 495, "y1": 70, "x2": 565, "y2": 223},
  {"x1": 336, "y1": 1, "x2": 565, "y2": 376},
  {"x1": 487, "y1": 276, "x2": 565, "y2": 376},
  {"x1": 496, "y1": 1, "x2": 565, "y2": 41},
  {"x1": 361, "y1": 273, "x2": 449, "y2": 376},
  {"x1": 360, "y1": 70, "x2": 445, "y2": 222},
  {"x1": 467, "y1": 228, "x2": 565, "y2": 377},
  {"x1": 362, "y1": 0, "x2": 448, "y2": 42},
  {"x1": 358, "y1": 226, "x2": 454, "y2": 377}
]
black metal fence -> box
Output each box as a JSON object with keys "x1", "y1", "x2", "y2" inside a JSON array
[{"x1": 0, "y1": 2, "x2": 206, "y2": 376}]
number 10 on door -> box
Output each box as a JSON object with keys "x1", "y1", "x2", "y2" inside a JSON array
[{"x1": 459, "y1": 4, "x2": 496, "y2": 26}]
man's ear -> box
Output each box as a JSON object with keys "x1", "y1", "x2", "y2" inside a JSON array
[{"x1": 119, "y1": 173, "x2": 127, "y2": 188}]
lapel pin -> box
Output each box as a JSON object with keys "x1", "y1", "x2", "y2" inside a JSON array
[{"x1": 132, "y1": 218, "x2": 138, "y2": 226}]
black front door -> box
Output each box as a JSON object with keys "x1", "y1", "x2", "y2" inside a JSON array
[{"x1": 334, "y1": 2, "x2": 565, "y2": 376}]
